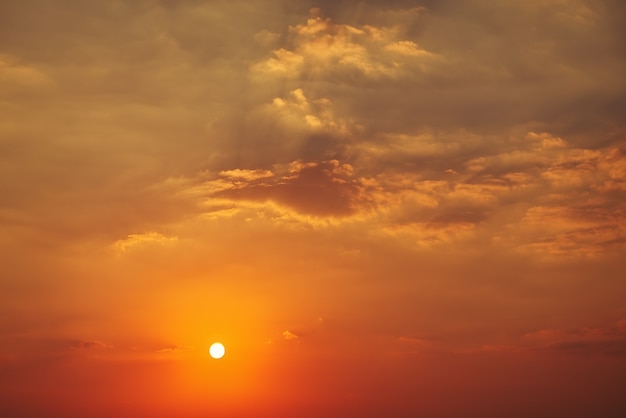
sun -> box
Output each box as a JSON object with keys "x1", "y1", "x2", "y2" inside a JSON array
[{"x1": 209, "y1": 342, "x2": 225, "y2": 359}]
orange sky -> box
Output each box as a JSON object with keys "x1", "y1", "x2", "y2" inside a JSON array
[{"x1": 1, "y1": 1, "x2": 626, "y2": 417}]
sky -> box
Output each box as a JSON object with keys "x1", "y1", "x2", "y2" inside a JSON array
[{"x1": 1, "y1": 0, "x2": 626, "y2": 416}]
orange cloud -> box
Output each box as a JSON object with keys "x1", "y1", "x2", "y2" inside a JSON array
[
  {"x1": 251, "y1": 8, "x2": 436, "y2": 83},
  {"x1": 282, "y1": 330, "x2": 299, "y2": 341}
]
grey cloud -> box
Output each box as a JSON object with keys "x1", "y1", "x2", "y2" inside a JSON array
[
  {"x1": 215, "y1": 160, "x2": 365, "y2": 217},
  {"x1": 280, "y1": 0, "x2": 626, "y2": 140}
]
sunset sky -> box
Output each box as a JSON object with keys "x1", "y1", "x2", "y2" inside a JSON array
[{"x1": 1, "y1": 0, "x2": 626, "y2": 417}]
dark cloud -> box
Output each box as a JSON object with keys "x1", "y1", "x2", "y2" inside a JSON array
[
  {"x1": 545, "y1": 339, "x2": 626, "y2": 356},
  {"x1": 215, "y1": 160, "x2": 365, "y2": 216},
  {"x1": 524, "y1": 320, "x2": 626, "y2": 356}
]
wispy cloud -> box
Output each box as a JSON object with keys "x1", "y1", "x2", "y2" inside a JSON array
[
  {"x1": 282, "y1": 330, "x2": 300, "y2": 341},
  {"x1": 68, "y1": 340, "x2": 111, "y2": 351},
  {"x1": 112, "y1": 232, "x2": 178, "y2": 253}
]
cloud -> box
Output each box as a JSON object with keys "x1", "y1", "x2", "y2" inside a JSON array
[
  {"x1": 544, "y1": 339, "x2": 626, "y2": 356},
  {"x1": 219, "y1": 169, "x2": 274, "y2": 182},
  {"x1": 282, "y1": 330, "x2": 299, "y2": 341},
  {"x1": 154, "y1": 344, "x2": 191, "y2": 353},
  {"x1": 112, "y1": 232, "x2": 178, "y2": 253},
  {"x1": 396, "y1": 336, "x2": 428, "y2": 345},
  {"x1": 0, "y1": 55, "x2": 55, "y2": 94},
  {"x1": 68, "y1": 340, "x2": 111, "y2": 351},
  {"x1": 174, "y1": 127, "x2": 626, "y2": 255},
  {"x1": 214, "y1": 159, "x2": 367, "y2": 217},
  {"x1": 250, "y1": 8, "x2": 436, "y2": 83},
  {"x1": 522, "y1": 320, "x2": 626, "y2": 355}
]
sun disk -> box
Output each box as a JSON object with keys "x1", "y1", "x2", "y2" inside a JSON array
[{"x1": 209, "y1": 342, "x2": 225, "y2": 359}]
